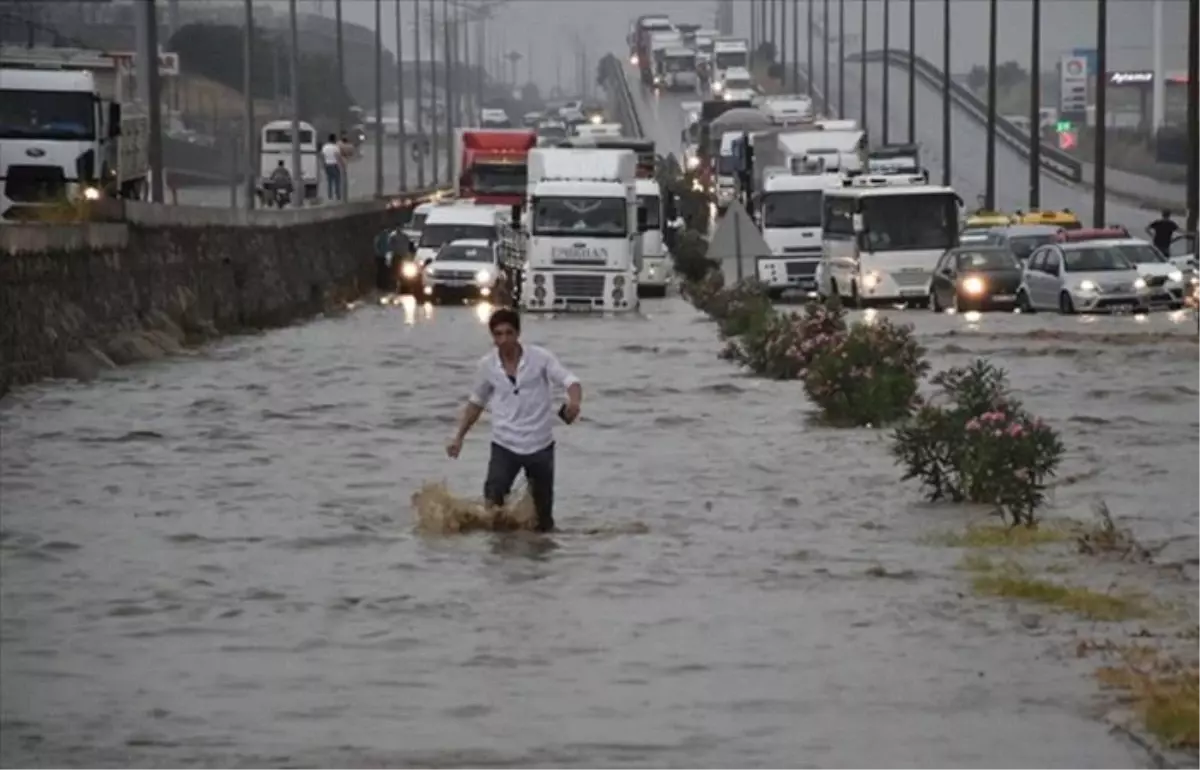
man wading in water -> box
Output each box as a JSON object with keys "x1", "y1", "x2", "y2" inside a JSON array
[{"x1": 447, "y1": 308, "x2": 582, "y2": 532}]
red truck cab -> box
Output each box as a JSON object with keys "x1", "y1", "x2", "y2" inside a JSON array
[{"x1": 455, "y1": 129, "x2": 537, "y2": 207}]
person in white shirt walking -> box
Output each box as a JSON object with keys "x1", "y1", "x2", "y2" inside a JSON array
[
  {"x1": 320, "y1": 133, "x2": 343, "y2": 201},
  {"x1": 446, "y1": 308, "x2": 582, "y2": 532}
]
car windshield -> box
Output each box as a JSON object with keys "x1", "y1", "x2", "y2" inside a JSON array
[
  {"x1": 1064, "y1": 248, "x2": 1133, "y2": 271},
  {"x1": 1007, "y1": 234, "x2": 1056, "y2": 260},
  {"x1": 537, "y1": 125, "x2": 567, "y2": 140},
  {"x1": 409, "y1": 212, "x2": 428, "y2": 230},
  {"x1": 466, "y1": 163, "x2": 527, "y2": 195},
  {"x1": 960, "y1": 232, "x2": 1003, "y2": 246},
  {"x1": 533, "y1": 196, "x2": 627, "y2": 237},
  {"x1": 638, "y1": 195, "x2": 661, "y2": 231},
  {"x1": 436, "y1": 244, "x2": 492, "y2": 262},
  {"x1": 264, "y1": 128, "x2": 314, "y2": 145},
  {"x1": 1113, "y1": 244, "x2": 1166, "y2": 264},
  {"x1": 957, "y1": 250, "x2": 1019, "y2": 270},
  {"x1": 0, "y1": 89, "x2": 95, "y2": 140},
  {"x1": 861, "y1": 193, "x2": 958, "y2": 252},
  {"x1": 762, "y1": 190, "x2": 823, "y2": 228},
  {"x1": 724, "y1": 77, "x2": 752, "y2": 89},
  {"x1": 419, "y1": 223, "x2": 495, "y2": 248}
]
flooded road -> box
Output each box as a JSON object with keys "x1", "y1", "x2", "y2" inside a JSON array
[{"x1": 1, "y1": 298, "x2": 1197, "y2": 767}]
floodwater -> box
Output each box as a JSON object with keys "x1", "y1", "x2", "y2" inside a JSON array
[{"x1": 2, "y1": 295, "x2": 1197, "y2": 768}]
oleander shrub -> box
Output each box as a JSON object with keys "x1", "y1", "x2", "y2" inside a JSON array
[
  {"x1": 801, "y1": 317, "x2": 929, "y2": 427},
  {"x1": 890, "y1": 359, "x2": 1064, "y2": 526}
]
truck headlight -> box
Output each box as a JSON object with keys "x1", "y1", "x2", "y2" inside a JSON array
[
  {"x1": 82, "y1": 186, "x2": 102, "y2": 201},
  {"x1": 475, "y1": 268, "x2": 492, "y2": 284},
  {"x1": 589, "y1": 114, "x2": 602, "y2": 124},
  {"x1": 861, "y1": 271, "x2": 881, "y2": 289},
  {"x1": 712, "y1": 82, "x2": 723, "y2": 93},
  {"x1": 686, "y1": 155, "x2": 699, "y2": 170},
  {"x1": 401, "y1": 261, "x2": 418, "y2": 278},
  {"x1": 1133, "y1": 277, "x2": 1146, "y2": 290}
]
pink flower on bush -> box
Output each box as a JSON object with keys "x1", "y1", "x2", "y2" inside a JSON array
[
  {"x1": 1007, "y1": 423, "x2": 1024, "y2": 438},
  {"x1": 965, "y1": 418, "x2": 981, "y2": 431}
]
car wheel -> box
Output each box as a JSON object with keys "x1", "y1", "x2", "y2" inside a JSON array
[
  {"x1": 929, "y1": 288, "x2": 942, "y2": 312},
  {"x1": 1058, "y1": 291, "x2": 1076, "y2": 315},
  {"x1": 848, "y1": 281, "x2": 861, "y2": 309},
  {"x1": 1017, "y1": 289, "x2": 1036, "y2": 313}
]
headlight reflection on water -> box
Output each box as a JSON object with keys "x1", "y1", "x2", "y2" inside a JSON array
[
  {"x1": 475, "y1": 301, "x2": 494, "y2": 324},
  {"x1": 398, "y1": 294, "x2": 417, "y2": 325}
]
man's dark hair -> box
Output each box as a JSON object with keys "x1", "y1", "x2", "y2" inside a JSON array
[
  {"x1": 1162, "y1": 209, "x2": 1171, "y2": 219},
  {"x1": 488, "y1": 307, "x2": 520, "y2": 333},
  {"x1": 328, "y1": 133, "x2": 337, "y2": 142}
]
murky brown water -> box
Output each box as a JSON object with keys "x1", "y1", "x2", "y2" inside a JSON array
[{"x1": 2, "y1": 293, "x2": 1196, "y2": 768}]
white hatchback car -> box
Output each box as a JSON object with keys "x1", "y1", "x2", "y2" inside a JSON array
[{"x1": 1018, "y1": 242, "x2": 1147, "y2": 314}]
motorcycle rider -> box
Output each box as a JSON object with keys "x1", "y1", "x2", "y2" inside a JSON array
[{"x1": 268, "y1": 161, "x2": 293, "y2": 205}]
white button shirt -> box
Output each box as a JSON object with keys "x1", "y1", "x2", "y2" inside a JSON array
[{"x1": 468, "y1": 344, "x2": 580, "y2": 455}]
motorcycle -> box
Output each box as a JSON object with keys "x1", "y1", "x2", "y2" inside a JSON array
[{"x1": 272, "y1": 185, "x2": 292, "y2": 209}]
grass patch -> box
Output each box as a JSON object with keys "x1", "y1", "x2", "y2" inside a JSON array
[
  {"x1": 956, "y1": 552, "x2": 998, "y2": 572},
  {"x1": 1093, "y1": 648, "x2": 1200, "y2": 750},
  {"x1": 971, "y1": 571, "x2": 1147, "y2": 621},
  {"x1": 929, "y1": 523, "x2": 1071, "y2": 548}
]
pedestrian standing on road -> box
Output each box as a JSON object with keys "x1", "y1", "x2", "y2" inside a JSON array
[
  {"x1": 1146, "y1": 210, "x2": 1180, "y2": 255},
  {"x1": 320, "y1": 133, "x2": 343, "y2": 202},
  {"x1": 446, "y1": 308, "x2": 582, "y2": 533}
]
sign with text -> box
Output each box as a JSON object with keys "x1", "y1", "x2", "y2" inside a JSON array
[{"x1": 1058, "y1": 55, "x2": 1088, "y2": 118}]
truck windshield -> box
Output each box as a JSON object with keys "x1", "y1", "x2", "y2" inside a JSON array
[
  {"x1": 264, "y1": 128, "x2": 315, "y2": 145},
  {"x1": 715, "y1": 52, "x2": 746, "y2": 70},
  {"x1": 637, "y1": 195, "x2": 661, "y2": 231},
  {"x1": 763, "y1": 190, "x2": 823, "y2": 228},
  {"x1": 533, "y1": 197, "x2": 627, "y2": 237},
  {"x1": 0, "y1": 89, "x2": 94, "y2": 140},
  {"x1": 860, "y1": 193, "x2": 957, "y2": 252},
  {"x1": 665, "y1": 57, "x2": 692, "y2": 72},
  {"x1": 468, "y1": 163, "x2": 527, "y2": 195},
  {"x1": 419, "y1": 224, "x2": 495, "y2": 249}
]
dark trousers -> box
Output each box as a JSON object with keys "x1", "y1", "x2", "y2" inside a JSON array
[{"x1": 484, "y1": 442, "x2": 555, "y2": 532}]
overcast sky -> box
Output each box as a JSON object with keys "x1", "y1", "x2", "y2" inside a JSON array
[{"x1": 254, "y1": 0, "x2": 1188, "y2": 93}]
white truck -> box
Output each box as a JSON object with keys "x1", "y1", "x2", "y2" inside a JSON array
[
  {"x1": 710, "y1": 38, "x2": 750, "y2": 82},
  {"x1": 1, "y1": 67, "x2": 148, "y2": 219},
  {"x1": 658, "y1": 46, "x2": 699, "y2": 92},
  {"x1": 817, "y1": 173, "x2": 962, "y2": 308},
  {"x1": 754, "y1": 161, "x2": 844, "y2": 298},
  {"x1": 522, "y1": 147, "x2": 642, "y2": 313},
  {"x1": 636, "y1": 177, "x2": 670, "y2": 297}
]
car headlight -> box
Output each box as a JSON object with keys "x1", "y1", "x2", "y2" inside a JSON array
[
  {"x1": 961, "y1": 276, "x2": 985, "y2": 295},
  {"x1": 589, "y1": 114, "x2": 602, "y2": 124},
  {"x1": 723, "y1": 93, "x2": 733, "y2": 101},
  {"x1": 630, "y1": 55, "x2": 639, "y2": 66},
  {"x1": 1168, "y1": 269, "x2": 1183, "y2": 283},
  {"x1": 1133, "y1": 277, "x2": 1146, "y2": 290},
  {"x1": 424, "y1": 266, "x2": 435, "y2": 277},
  {"x1": 712, "y1": 82, "x2": 723, "y2": 93},
  {"x1": 475, "y1": 268, "x2": 492, "y2": 284},
  {"x1": 401, "y1": 261, "x2": 418, "y2": 278},
  {"x1": 1078, "y1": 279, "x2": 1097, "y2": 292},
  {"x1": 82, "y1": 186, "x2": 102, "y2": 201},
  {"x1": 861, "y1": 271, "x2": 881, "y2": 289},
  {"x1": 686, "y1": 155, "x2": 699, "y2": 170}
]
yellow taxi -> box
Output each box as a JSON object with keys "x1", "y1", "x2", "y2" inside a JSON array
[
  {"x1": 962, "y1": 209, "x2": 1014, "y2": 232},
  {"x1": 1013, "y1": 209, "x2": 1083, "y2": 230}
]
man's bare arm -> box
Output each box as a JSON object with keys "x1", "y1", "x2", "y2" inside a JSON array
[{"x1": 455, "y1": 401, "x2": 485, "y2": 441}]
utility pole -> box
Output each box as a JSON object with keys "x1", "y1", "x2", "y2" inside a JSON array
[
  {"x1": 1028, "y1": 0, "x2": 1041, "y2": 210},
  {"x1": 1093, "y1": 0, "x2": 1107, "y2": 227},
  {"x1": 288, "y1": 0, "x2": 301, "y2": 207},
  {"x1": 984, "y1": 0, "x2": 997, "y2": 210},
  {"x1": 243, "y1": 0, "x2": 255, "y2": 209},
  {"x1": 374, "y1": 0, "x2": 383, "y2": 198},
  {"x1": 837, "y1": 0, "x2": 844, "y2": 115},
  {"x1": 335, "y1": 0, "x2": 344, "y2": 138},
  {"x1": 396, "y1": 0, "x2": 407, "y2": 192},
  {"x1": 859, "y1": 0, "x2": 866, "y2": 127},
  {"x1": 143, "y1": 0, "x2": 164, "y2": 203},
  {"x1": 414, "y1": 0, "x2": 425, "y2": 189},
  {"x1": 1187, "y1": 0, "x2": 1198, "y2": 235},
  {"x1": 821, "y1": 0, "x2": 828, "y2": 109},
  {"x1": 790, "y1": 0, "x2": 798, "y2": 92},
  {"x1": 806, "y1": 0, "x2": 813, "y2": 100}
]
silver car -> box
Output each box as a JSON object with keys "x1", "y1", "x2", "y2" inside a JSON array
[{"x1": 1018, "y1": 243, "x2": 1147, "y2": 314}]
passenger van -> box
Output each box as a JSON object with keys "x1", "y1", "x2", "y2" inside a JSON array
[
  {"x1": 416, "y1": 204, "x2": 522, "y2": 278},
  {"x1": 258, "y1": 119, "x2": 319, "y2": 203}
]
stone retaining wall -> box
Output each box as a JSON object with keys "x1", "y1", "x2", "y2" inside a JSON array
[{"x1": 0, "y1": 201, "x2": 411, "y2": 396}]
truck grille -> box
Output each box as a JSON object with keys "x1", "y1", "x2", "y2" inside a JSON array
[
  {"x1": 782, "y1": 246, "x2": 822, "y2": 256},
  {"x1": 436, "y1": 270, "x2": 477, "y2": 281},
  {"x1": 891, "y1": 271, "x2": 929, "y2": 287},
  {"x1": 553, "y1": 274, "x2": 606, "y2": 298},
  {"x1": 786, "y1": 261, "x2": 818, "y2": 277},
  {"x1": 4, "y1": 165, "x2": 67, "y2": 203}
]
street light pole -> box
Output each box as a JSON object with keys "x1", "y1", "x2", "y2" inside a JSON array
[
  {"x1": 414, "y1": 0, "x2": 425, "y2": 189},
  {"x1": 941, "y1": 0, "x2": 951, "y2": 186},
  {"x1": 429, "y1": 0, "x2": 439, "y2": 185},
  {"x1": 837, "y1": 0, "x2": 844, "y2": 115},
  {"x1": 396, "y1": 0, "x2": 407, "y2": 192},
  {"x1": 143, "y1": 0, "x2": 164, "y2": 203},
  {"x1": 859, "y1": 0, "x2": 866, "y2": 126},
  {"x1": 335, "y1": 0, "x2": 344, "y2": 139},
  {"x1": 790, "y1": 0, "x2": 798, "y2": 92},
  {"x1": 288, "y1": 0, "x2": 301, "y2": 207},
  {"x1": 374, "y1": 0, "x2": 383, "y2": 198},
  {"x1": 1187, "y1": 0, "x2": 1198, "y2": 235},
  {"x1": 821, "y1": 0, "x2": 828, "y2": 110},
  {"x1": 907, "y1": 0, "x2": 915, "y2": 143},
  {"x1": 1028, "y1": 0, "x2": 1041, "y2": 210},
  {"x1": 243, "y1": 0, "x2": 255, "y2": 210},
  {"x1": 443, "y1": 0, "x2": 452, "y2": 181},
  {"x1": 806, "y1": 0, "x2": 813, "y2": 100},
  {"x1": 1093, "y1": 0, "x2": 1107, "y2": 227},
  {"x1": 882, "y1": 0, "x2": 890, "y2": 145},
  {"x1": 984, "y1": 0, "x2": 997, "y2": 210}
]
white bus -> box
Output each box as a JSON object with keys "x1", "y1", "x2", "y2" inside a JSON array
[{"x1": 817, "y1": 174, "x2": 962, "y2": 308}]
